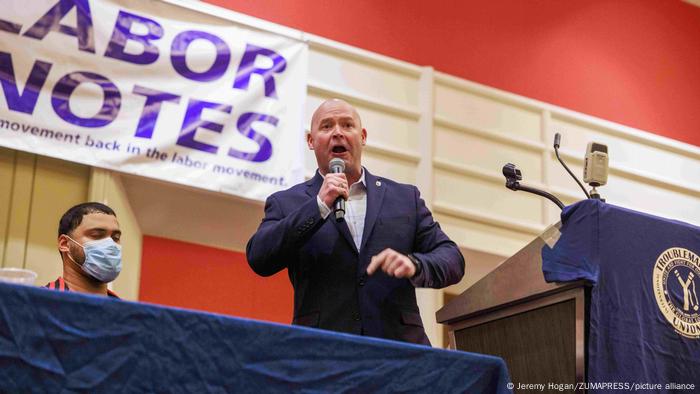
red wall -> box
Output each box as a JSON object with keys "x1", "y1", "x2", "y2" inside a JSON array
[
  {"x1": 206, "y1": 0, "x2": 700, "y2": 147},
  {"x1": 139, "y1": 236, "x2": 293, "y2": 323}
]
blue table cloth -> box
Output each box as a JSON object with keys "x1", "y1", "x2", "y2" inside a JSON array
[
  {"x1": 0, "y1": 282, "x2": 510, "y2": 393},
  {"x1": 542, "y1": 200, "x2": 700, "y2": 391}
]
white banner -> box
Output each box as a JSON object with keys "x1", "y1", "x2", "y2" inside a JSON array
[{"x1": 0, "y1": 0, "x2": 307, "y2": 201}]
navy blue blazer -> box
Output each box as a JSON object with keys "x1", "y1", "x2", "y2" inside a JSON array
[{"x1": 246, "y1": 169, "x2": 465, "y2": 345}]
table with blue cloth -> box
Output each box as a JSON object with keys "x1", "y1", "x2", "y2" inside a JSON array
[{"x1": 0, "y1": 281, "x2": 511, "y2": 393}]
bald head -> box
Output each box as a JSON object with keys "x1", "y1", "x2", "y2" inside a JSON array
[
  {"x1": 310, "y1": 99, "x2": 362, "y2": 132},
  {"x1": 306, "y1": 98, "x2": 367, "y2": 184}
]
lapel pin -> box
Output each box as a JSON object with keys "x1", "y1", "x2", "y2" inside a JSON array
[{"x1": 376, "y1": 180, "x2": 381, "y2": 187}]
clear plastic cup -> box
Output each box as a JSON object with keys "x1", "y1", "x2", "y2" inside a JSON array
[{"x1": 0, "y1": 268, "x2": 38, "y2": 286}]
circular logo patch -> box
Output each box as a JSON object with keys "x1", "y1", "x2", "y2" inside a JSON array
[{"x1": 653, "y1": 247, "x2": 700, "y2": 339}]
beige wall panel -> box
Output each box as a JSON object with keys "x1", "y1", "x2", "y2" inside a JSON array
[
  {"x1": 309, "y1": 48, "x2": 420, "y2": 108},
  {"x1": 603, "y1": 175, "x2": 700, "y2": 225},
  {"x1": 24, "y1": 156, "x2": 89, "y2": 286},
  {"x1": 305, "y1": 93, "x2": 420, "y2": 156},
  {"x1": 434, "y1": 169, "x2": 543, "y2": 226},
  {"x1": 2, "y1": 152, "x2": 35, "y2": 269},
  {"x1": 434, "y1": 84, "x2": 541, "y2": 141},
  {"x1": 543, "y1": 193, "x2": 584, "y2": 227},
  {"x1": 435, "y1": 213, "x2": 533, "y2": 259},
  {"x1": 0, "y1": 147, "x2": 15, "y2": 265},
  {"x1": 121, "y1": 174, "x2": 263, "y2": 254},
  {"x1": 302, "y1": 95, "x2": 324, "y2": 175},
  {"x1": 547, "y1": 157, "x2": 700, "y2": 225},
  {"x1": 361, "y1": 151, "x2": 416, "y2": 185},
  {"x1": 434, "y1": 125, "x2": 543, "y2": 182},
  {"x1": 551, "y1": 116, "x2": 700, "y2": 186},
  {"x1": 303, "y1": 144, "x2": 318, "y2": 177},
  {"x1": 445, "y1": 248, "x2": 507, "y2": 295},
  {"x1": 304, "y1": 93, "x2": 325, "y2": 130},
  {"x1": 416, "y1": 287, "x2": 442, "y2": 347},
  {"x1": 546, "y1": 159, "x2": 587, "y2": 195},
  {"x1": 361, "y1": 109, "x2": 419, "y2": 155}
]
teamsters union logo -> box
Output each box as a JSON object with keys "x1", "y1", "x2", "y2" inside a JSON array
[{"x1": 653, "y1": 247, "x2": 700, "y2": 339}]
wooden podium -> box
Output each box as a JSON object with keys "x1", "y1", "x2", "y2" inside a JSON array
[{"x1": 437, "y1": 232, "x2": 590, "y2": 389}]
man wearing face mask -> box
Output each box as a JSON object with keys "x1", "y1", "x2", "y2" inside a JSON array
[{"x1": 45, "y1": 202, "x2": 122, "y2": 298}]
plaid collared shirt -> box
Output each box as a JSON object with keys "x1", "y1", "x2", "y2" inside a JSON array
[{"x1": 45, "y1": 277, "x2": 119, "y2": 298}]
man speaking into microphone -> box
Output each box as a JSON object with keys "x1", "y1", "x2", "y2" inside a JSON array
[{"x1": 246, "y1": 99, "x2": 464, "y2": 345}]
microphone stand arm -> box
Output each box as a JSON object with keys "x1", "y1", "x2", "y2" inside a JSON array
[
  {"x1": 506, "y1": 179, "x2": 565, "y2": 210},
  {"x1": 554, "y1": 145, "x2": 590, "y2": 199}
]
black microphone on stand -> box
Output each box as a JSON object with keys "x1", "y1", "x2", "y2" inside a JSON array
[
  {"x1": 329, "y1": 158, "x2": 346, "y2": 222},
  {"x1": 502, "y1": 163, "x2": 565, "y2": 210}
]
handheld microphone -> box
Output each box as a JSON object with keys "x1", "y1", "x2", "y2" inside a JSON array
[{"x1": 329, "y1": 158, "x2": 346, "y2": 222}]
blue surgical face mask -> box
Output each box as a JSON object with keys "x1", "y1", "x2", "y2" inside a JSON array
[{"x1": 66, "y1": 236, "x2": 122, "y2": 283}]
